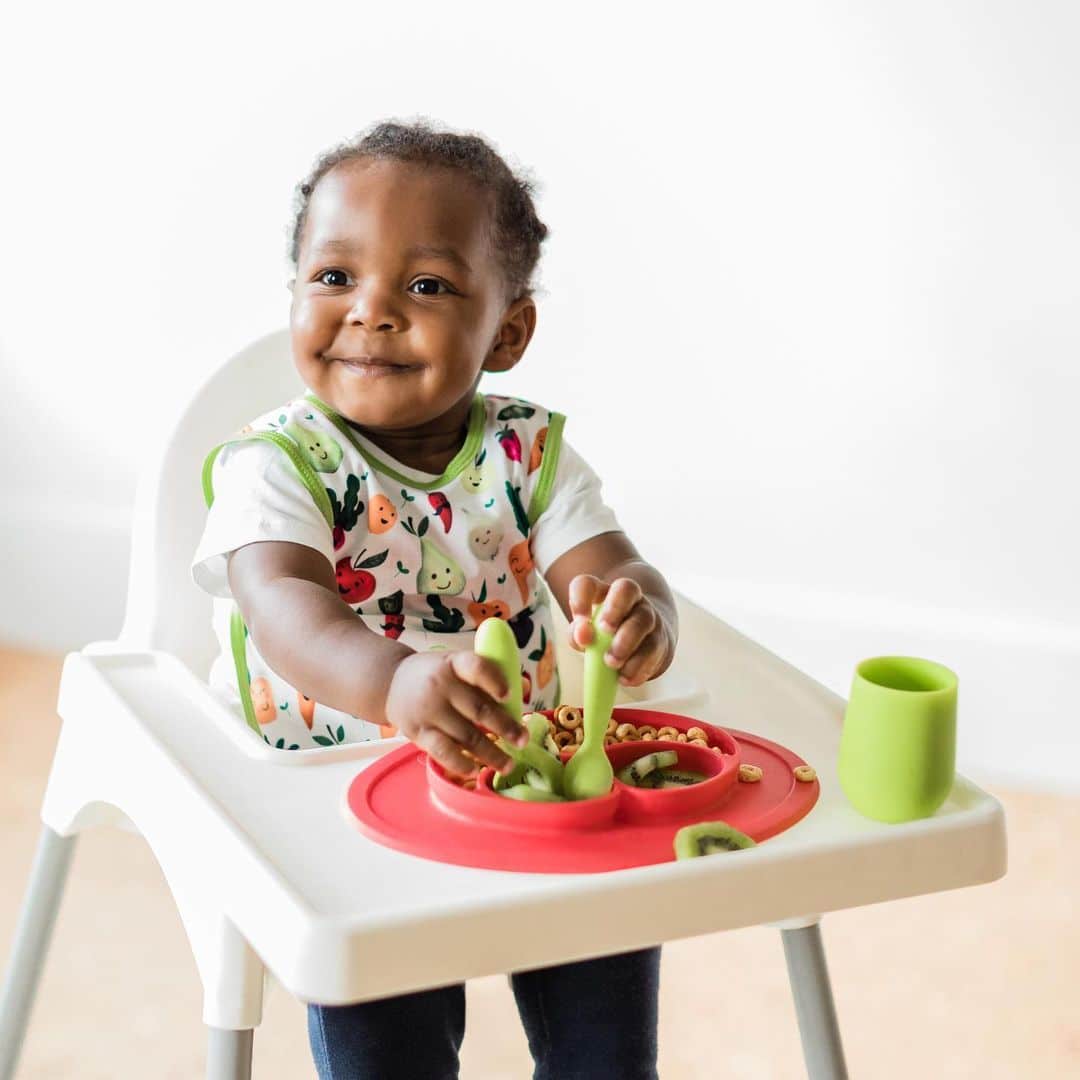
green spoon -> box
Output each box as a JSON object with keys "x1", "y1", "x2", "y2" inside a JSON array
[
  {"x1": 474, "y1": 617, "x2": 564, "y2": 795},
  {"x1": 562, "y1": 606, "x2": 617, "y2": 801}
]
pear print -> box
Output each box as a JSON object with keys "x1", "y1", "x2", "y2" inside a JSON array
[
  {"x1": 418, "y1": 536, "x2": 466, "y2": 595},
  {"x1": 284, "y1": 421, "x2": 343, "y2": 473},
  {"x1": 459, "y1": 447, "x2": 491, "y2": 493}
]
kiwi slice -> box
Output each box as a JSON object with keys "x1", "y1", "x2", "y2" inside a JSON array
[
  {"x1": 498, "y1": 783, "x2": 566, "y2": 803},
  {"x1": 674, "y1": 821, "x2": 756, "y2": 858},
  {"x1": 524, "y1": 767, "x2": 554, "y2": 793},
  {"x1": 492, "y1": 763, "x2": 528, "y2": 790},
  {"x1": 650, "y1": 769, "x2": 707, "y2": 789},
  {"x1": 523, "y1": 712, "x2": 551, "y2": 746},
  {"x1": 616, "y1": 750, "x2": 680, "y2": 786}
]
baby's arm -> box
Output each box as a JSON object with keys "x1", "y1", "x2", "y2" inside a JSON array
[
  {"x1": 227, "y1": 540, "x2": 528, "y2": 776},
  {"x1": 543, "y1": 531, "x2": 678, "y2": 687}
]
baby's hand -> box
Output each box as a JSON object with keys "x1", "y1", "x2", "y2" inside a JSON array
[
  {"x1": 385, "y1": 651, "x2": 529, "y2": 780},
  {"x1": 568, "y1": 575, "x2": 675, "y2": 687}
]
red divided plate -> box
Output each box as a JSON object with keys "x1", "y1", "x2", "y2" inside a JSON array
[{"x1": 344, "y1": 709, "x2": 819, "y2": 873}]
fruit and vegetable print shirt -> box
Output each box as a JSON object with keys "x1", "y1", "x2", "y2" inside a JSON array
[{"x1": 190, "y1": 389, "x2": 621, "y2": 751}]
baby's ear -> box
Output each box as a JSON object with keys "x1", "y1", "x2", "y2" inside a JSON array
[{"x1": 484, "y1": 296, "x2": 536, "y2": 373}]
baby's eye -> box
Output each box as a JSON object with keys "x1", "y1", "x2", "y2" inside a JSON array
[
  {"x1": 316, "y1": 269, "x2": 350, "y2": 287},
  {"x1": 409, "y1": 278, "x2": 451, "y2": 296}
]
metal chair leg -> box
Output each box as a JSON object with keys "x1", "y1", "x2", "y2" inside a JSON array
[
  {"x1": 206, "y1": 1026, "x2": 253, "y2": 1080},
  {"x1": 0, "y1": 825, "x2": 77, "y2": 1080},
  {"x1": 780, "y1": 922, "x2": 849, "y2": 1080}
]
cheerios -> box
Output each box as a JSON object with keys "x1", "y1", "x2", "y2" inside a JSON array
[
  {"x1": 606, "y1": 718, "x2": 619, "y2": 736},
  {"x1": 688, "y1": 738, "x2": 708, "y2": 749},
  {"x1": 686, "y1": 727, "x2": 708, "y2": 742},
  {"x1": 656, "y1": 726, "x2": 679, "y2": 740},
  {"x1": 794, "y1": 765, "x2": 817, "y2": 783},
  {"x1": 641, "y1": 732, "x2": 656, "y2": 741},
  {"x1": 676, "y1": 733, "x2": 689, "y2": 743},
  {"x1": 554, "y1": 731, "x2": 574, "y2": 748},
  {"x1": 555, "y1": 705, "x2": 583, "y2": 730},
  {"x1": 739, "y1": 764, "x2": 763, "y2": 783},
  {"x1": 573, "y1": 726, "x2": 584, "y2": 744},
  {"x1": 638, "y1": 725, "x2": 658, "y2": 737},
  {"x1": 615, "y1": 723, "x2": 639, "y2": 741}
]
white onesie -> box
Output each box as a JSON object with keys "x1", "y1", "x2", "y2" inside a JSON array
[{"x1": 191, "y1": 388, "x2": 620, "y2": 751}]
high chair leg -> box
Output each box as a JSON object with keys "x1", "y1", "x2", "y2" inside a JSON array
[
  {"x1": 0, "y1": 825, "x2": 77, "y2": 1080},
  {"x1": 780, "y1": 922, "x2": 849, "y2": 1080},
  {"x1": 206, "y1": 1026, "x2": 253, "y2": 1080}
]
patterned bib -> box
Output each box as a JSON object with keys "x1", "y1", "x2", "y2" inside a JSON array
[{"x1": 201, "y1": 390, "x2": 565, "y2": 750}]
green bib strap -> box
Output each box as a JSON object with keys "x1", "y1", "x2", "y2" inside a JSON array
[
  {"x1": 229, "y1": 604, "x2": 260, "y2": 735},
  {"x1": 200, "y1": 431, "x2": 335, "y2": 528}
]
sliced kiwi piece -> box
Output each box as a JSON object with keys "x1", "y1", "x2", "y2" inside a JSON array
[
  {"x1": 498, "y1": 783, "x2": 566, "y2": 803},
  {"x1": 524, "y1": 767, "x2": 554, "y2": 793},
  {"x1": 492, "y1": 762, "x2": 528, "y2": 790},
  {"x1": 616, "y1": 750, "x2": 680, "y2": 786},
  {"x1": 523, "y1": 711, "x2": 551, "y2": 746},
  {"x1": 651, "y1": 769, "x2": 707, "y2": 789},
  {"x1": 674, "y1": 821, "x2": 756, "y2": 858}
]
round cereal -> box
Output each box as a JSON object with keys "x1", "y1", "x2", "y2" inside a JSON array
[
  {"x1": 555, "y1": 705, "x2": 583, "y2": 730},
  {"x1": 794, "y1": 765, "x2": 817, "y2": 783},
  {"x1": 739, "y1": 764, "x2": 764, "y2": 783},
  {"x1": 615, "y1": 723, "x2": 639, "y2": 741}
]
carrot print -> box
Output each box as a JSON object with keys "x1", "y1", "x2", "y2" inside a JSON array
[{"x1": 528, "y1": 427, "x2": 548, "y2": 475}]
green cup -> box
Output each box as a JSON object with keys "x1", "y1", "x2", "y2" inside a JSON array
[{"x1": 838, "y1": 656, "x2": 958, "y2": 823}]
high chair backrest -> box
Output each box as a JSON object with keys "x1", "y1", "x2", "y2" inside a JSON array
[
  {"x1": 116, "y1": 327, "x2": 578, "y2": 687},
  {"x1": 118, "y1": 329, "x2": 302, "y2": 679}
]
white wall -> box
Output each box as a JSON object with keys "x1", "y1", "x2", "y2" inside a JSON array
[{"x1": 3, "y1": 1, "x2": 1077, "y2": 791}]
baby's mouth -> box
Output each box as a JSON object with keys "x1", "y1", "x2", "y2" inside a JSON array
[{"x1": 329, "y1": 353, "x2": 416, "y2": 375}]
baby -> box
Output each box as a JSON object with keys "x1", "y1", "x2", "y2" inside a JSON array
[{"x1": 191, "y1": 119, "x2": 677, "y2": 1080}]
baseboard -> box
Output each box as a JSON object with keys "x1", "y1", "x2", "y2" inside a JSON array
[
  {"x1": 0, "y1": 499, "x2": 131, "y2": 655},
  {"x1": 672, "y1": 573, "x2": 1080, "y2": 797}
]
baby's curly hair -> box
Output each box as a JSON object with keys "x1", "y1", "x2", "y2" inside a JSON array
[{"x1": 288, "y1": 118, "x2": 549, "y2": 303}]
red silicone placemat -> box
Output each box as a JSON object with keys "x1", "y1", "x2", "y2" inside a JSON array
[{"x1": 344, "y1": 711, "x2": 819, "y2": 873}]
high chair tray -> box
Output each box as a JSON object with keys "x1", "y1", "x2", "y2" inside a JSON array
[{"x1": 52, "y1": 602, "x2": 1006, "y2": 1007}]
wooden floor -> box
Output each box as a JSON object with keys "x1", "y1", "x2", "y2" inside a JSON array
[{"x1": 2, "y1": 646, "x2": 1077, "y2": 1079}]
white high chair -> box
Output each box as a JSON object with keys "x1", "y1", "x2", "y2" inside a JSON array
[{"x1": 0, "y1": 329, "x2": 1007, "y2": 1080}]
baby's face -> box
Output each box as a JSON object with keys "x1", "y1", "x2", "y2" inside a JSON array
[{"x1": 290, "y1": 158, "x2": 515, "y2": 432}]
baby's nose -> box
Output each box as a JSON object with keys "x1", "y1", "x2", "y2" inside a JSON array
[{"x1": 347, "y1": 285, "x2": 401, "y2": 331}]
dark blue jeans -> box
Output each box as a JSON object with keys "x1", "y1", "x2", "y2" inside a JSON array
[{"x1": 307, "y1": 945, "x2": 661, "y2": 1080}]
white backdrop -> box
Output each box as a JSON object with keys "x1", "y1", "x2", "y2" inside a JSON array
[{"x1": 2, "y1": 1, "x2": 1077, "y2": 790}]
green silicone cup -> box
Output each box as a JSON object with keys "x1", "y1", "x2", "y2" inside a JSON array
[{"x1": 837, "y1": 656, "x2": 958, "y2": 824}]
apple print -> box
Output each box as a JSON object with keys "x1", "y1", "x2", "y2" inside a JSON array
[{"x1": 336, "y1": 548, "x2": 389, "y2": 603}]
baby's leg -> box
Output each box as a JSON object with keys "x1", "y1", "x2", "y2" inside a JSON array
[
  {"x1": 307, "y1": 982, "x2": 466, "y2": 1080},
  {"x1": 509, "y1": 946, "x2": 661, "y2": 1080}
]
